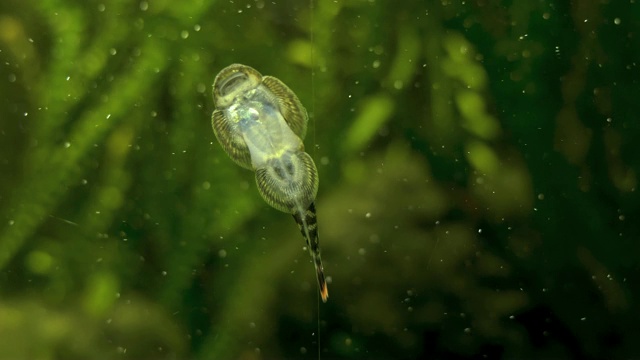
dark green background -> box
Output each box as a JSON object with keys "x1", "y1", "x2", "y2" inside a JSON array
[{"x1": 1, "y1": 0, "x2": 638, "y2": 358}]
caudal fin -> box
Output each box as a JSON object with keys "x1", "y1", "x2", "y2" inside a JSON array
[
  {"x1": 293, "y1": 202, "x2": 329, "y2": 302},
  {"x1": 316, "y1": 256, "x2": 329, "y2": 302}
]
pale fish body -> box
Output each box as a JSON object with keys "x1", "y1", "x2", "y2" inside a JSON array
[{"x1": 211, "y1": 64, "x2": 328, "y2": 302}]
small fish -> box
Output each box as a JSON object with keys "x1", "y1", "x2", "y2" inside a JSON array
[{"x1": 211, "y1": 64, "x2": 328, "y2": 302}]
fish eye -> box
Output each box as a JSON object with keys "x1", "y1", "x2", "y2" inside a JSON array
[{"x1": 220, "y1": 72, "x2": 248, "y2": 96}]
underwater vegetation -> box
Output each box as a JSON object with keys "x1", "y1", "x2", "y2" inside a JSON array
[{"x1": 0, "y1": 0, "x2": 639, "y2": 358}]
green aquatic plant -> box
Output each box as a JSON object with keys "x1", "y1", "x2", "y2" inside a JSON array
[{"x1": 0, "y1": 0, "x2": 638, "y2": 358}]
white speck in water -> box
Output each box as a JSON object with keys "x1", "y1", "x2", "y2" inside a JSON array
[
  {"x1": 218, "y1": 249, "x2": 227, "y2": 258},
  {"x1": 580, "y1": 317, "x2": 586, "y2": 321},
  {"x1": 614, "y1": 18, "x2": 621, "y2": 25},
  {"x1": 202, "y1": 181, "x2": 211, "y2": 190},
  {"x1": 98, "y1": 3, "x2": 105, "y2": 12},
  {"x1": 64, "y1": 142, "x2": 71, "y2": 148},
  {"x1": 181, "y1": 30, "x2": 189, "y2": 39},
  {"x1": 106, "y1": 114, "x2": 111, "y2": 119},
  {"x1": 8, "y1": 73, "x2": 16, "y2": 82},
  {"x1": 365, "y1": 212, "x2": 371, "y2": 218},
  {"x1": 109, "y1": 48, "x2": 117, "y2": 55},
  {"x1": 140, "y1": 1, "x2": 148, "y2": 11},
  {"x1": 8, "y1": 220, "x2": 14, "y2": 226},
  {"x1": 372, "y1": 60, "x2": 381, "y2": 68},
  {"x1": 66, "y1": 76, "x2": 70, "y2": 81},
  {"x1": 478, "y1": 228, "x2": 482, "y2": 234},
  {"x1": 464, "y1": 327, "x2": 471, "y2": 333},
  {"x1": 393, "y1": 80, "x2": 404, "y2": 90},
  {"x1": 538, "y1": 193, "x2": 545, "y2": 200},
  {"x1": 194, "y1": 24, "x2": 201, "y2": 31},
  {"x1": 24, "y1": 112, "x2": 28, "y2": 117},
  {"x1": 162, "y1": 271, "x2": 167, "y2": 276}
]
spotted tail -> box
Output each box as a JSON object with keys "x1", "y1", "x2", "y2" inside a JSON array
[{"x1": 293, "y1": 202, "x2": 328, "y2": 302}]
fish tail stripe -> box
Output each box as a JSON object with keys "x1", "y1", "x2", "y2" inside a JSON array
[{"x1": 292, "y1": 202, "x2": 328, "y2": 302}]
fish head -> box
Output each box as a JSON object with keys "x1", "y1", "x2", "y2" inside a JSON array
[{"x1": 213, "y1": 64, "x2": 262, "y2": 108}]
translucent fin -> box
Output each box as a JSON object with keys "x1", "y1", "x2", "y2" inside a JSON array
[
  {"x1": 262, "y1": 76, "x2": 309, "y2": 139},
  {"x1": 211, "y1": 110, "x2": 252, "y2": 169},
  {"x1": 255, "y1": 151, "x2": 318, "y2": 213}
]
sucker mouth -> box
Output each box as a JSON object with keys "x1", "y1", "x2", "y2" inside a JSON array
[{"x1": 220, "y1": 72, "x2": 247, "y2": 96}]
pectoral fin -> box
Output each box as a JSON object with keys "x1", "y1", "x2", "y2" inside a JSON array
[
  {"x1": 262, "y1": 76, "x2": 308, "y2": 139},
  {"x1": 211, "y1": 110, "x2": 252, "y2": 169}
]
